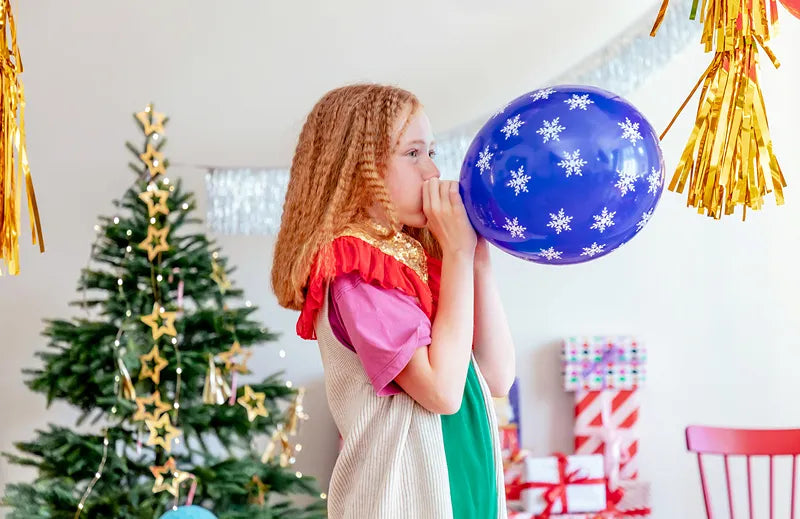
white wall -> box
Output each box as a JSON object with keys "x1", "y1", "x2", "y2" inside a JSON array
[{"x1": 2, "y1": 1, "x2": 800, "y2": 517}]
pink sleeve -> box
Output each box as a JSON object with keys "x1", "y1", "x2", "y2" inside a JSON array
[{"x1": 329, "y1": 273, "x2": 432, "y2": 396}]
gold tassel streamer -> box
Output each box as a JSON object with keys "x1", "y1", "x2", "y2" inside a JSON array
[
  {"x1": 652, "y1": 0, "x2": 784, "y2": 220},
  {"x1": 285, "y1": 387, "x2": 309, "y2": 436},
  {"x1": 261, "y1": 425, "x2": 293, "y2": 467},
  {"x1": 0, "y1": 0, "x2": 44, "y2": 275},
  {"x1": 202, "y1": 355, "x2": 231, "y2": 405},
  {"x1": 117, "y1": 357, "x2": 137, "y2": 401}
]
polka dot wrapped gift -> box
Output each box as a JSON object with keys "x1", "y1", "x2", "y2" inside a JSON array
[
  {"x1": 562, "y1": 336, "x2": 647, "y2": 495},
  {"x1": 561, "y1": 336, "x2": 646, "y2": 391}
]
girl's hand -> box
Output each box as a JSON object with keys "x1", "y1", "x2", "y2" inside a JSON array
[{"x1": 422, "y1": 179, "x2": 477, "y2": 258}]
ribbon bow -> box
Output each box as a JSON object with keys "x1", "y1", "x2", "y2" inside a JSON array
[
  {"x1": 574, "y1": 391, "x2": 636, "y2": 492},
  {"x1": 580, "y1": 344, "x2": 627, "y2": 388},
  {"x1": 506, "y1": 452, "x2": 605, "y2": 518}
]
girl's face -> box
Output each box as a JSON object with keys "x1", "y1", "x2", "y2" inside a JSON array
[{"x1": 382, "y1": 107, "x2": 440, "y2": 229}]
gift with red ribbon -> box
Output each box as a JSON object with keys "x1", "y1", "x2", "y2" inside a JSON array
[
  {"x1": 574, "y1": 389, "x2": 640, "y2": 490},
  {"x1": 508, "y1": 453, "x2": 606, "y2": 517},
  {"x1": 607, "y1": 480, "x2": 651, "y2": 517}
]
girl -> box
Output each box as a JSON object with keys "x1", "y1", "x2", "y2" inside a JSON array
[{"x1": 272, "y1": 84, "x2": 516, "y2": 519}]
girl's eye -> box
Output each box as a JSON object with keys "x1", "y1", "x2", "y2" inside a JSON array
[
  {"x1": 408, "y1": 149, "x2": 418, "y2": 158},
  {"x1": 429, "y1": 150, "x2": 437, "y2": 159}
]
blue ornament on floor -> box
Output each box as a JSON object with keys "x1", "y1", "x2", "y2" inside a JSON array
[
  {"x1": 459, "y1": 85, "x2": 664, "y2": 265},
  {"x1": 158, "y1": 505, "x2": 217, "y2": 519}
]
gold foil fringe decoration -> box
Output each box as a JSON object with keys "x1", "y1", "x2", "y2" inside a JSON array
[
  {"x1": 1, "y1": 0, "x2": 44, "y2": 275},
  {"x1": 652, "y1": 0, "x2": 784, "y2": 220}
]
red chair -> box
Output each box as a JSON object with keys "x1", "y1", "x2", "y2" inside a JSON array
[{"x1": 686, "y1": 425, "x2": 800, "y2": 519}]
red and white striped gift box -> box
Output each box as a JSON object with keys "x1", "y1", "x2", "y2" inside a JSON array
[{"x1": 574, "y1": 389, "x2": 640, "y2": 483}]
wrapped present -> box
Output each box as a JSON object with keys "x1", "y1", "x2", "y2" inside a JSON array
[
  {"x1": 574, "y1": 389, "x2": 640, "y2": 490},
  {"x1": 509, "y1": 510, "x2": 641, "y2": 518},
  {"x1": 504, "y1": 449, "x2": 529, "y2": 511},
  {"x1": 509, "y1": 514, "x2": 614, "y2": 519},
  {"x1": 562, "y1": 336, "x2": 646, "y2": 391},
  {"x1": 494, "y1": 378, "x2": 522, "y2": 459},
  {"x1": 611, "y1": 480, "x2": 651, "y2": 517},
  {"x1": 508, "y1": 453, "x2": 606, "y2": 516}
]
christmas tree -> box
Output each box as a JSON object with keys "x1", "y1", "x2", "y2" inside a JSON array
[{"x1": 2, "y1": 105, "x2": 327, "y2": 518}]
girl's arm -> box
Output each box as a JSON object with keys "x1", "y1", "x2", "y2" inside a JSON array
[
  {"x1": 394, "y1": 179, "x2": 476, "y2": 415},
  {"x1": 471, "y1": 237, "x2": 516, "y2": 397}
]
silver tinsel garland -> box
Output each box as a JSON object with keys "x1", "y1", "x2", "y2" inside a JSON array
[{"x1": 206, "y1": 2, "x2": 699, "y2": 235}]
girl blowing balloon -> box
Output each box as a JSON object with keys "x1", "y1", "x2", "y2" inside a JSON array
[{"x1": 272, "y1": 84, "x2": 516, "y2": 519}]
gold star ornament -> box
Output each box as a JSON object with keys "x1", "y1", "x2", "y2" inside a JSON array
[
  {"x1": 140, "y1": 303, "x2": 177, "y2": 340},
  {"x1": 138, "y1": 188, "x2": 170, "y2": 217},
  {"x1": 210, "y1": 257, "x2": 231, "y2": 293},
  {"x1": 133, "y1": 390, "x2": 172, "y2": 422},
  {"x1": 136, "y1": 106, "x2": 166, "y2": 137},
  {"x1": 138, "y1": 224, "x2": 170, "y2": 261},
  {"x1": 217, "y1": 341, "x2": 252, "y2": 374},
  {"x1": 145, "y1": 413, "x2": 182, "y2": 452},
  {"x1": 139, "y1": 143, "x2": 166, "y2": 178},
  {"x1": 149, "y1": 457, "x2": 190, "y2": 496},
  {"x1": 237, "y1": 385, "x2": 268, "y2": 422},
  {"x1": 138, "y1": 344, "x2": 169, "y2": 384}
]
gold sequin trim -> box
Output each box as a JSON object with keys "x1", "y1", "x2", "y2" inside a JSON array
[{"x1": 339, "y1": 222, "x2": 428, "y2": 283}]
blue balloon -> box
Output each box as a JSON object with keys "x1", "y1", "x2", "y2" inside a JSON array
[
  {"x1": 459, "y1": 85, "x2": 664, "y2": 264},
  {"x1": 159, "y1": 505, "x2": 218, "y2": 519}
]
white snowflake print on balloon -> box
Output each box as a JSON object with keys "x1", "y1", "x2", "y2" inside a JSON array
[
  {"x1": 503, "y1": 217, "x2": 526, "y2": 239},
  {"x1": 581, "y1": 242, "x2": 606, "y2": 257},
  {"x1": 530, "y1": 87, "x2": 556, "y2": 102},
  {"x1": 460, "y1": 85, "x2": 665, "y2": 266},
  {"x1": 646, "y1": 167, "x2": 662, "y2": 194},
  {"x1": 501, "y1": 114, "x2": 525, "y2": 140},
  {"x1": 475, "y1": 145, "x2": 493, "y2": 175},
  {"x1": 615, "y1": 168, "x2": 638, "y2": 197},
  {"x1": 547, "y1": 208, "x2": 572, "y2": 234},
  {"x1": 564, "y1": 94, "x2": 594, "y2": 111},
  {"x1": 618, "y1": 117, "x2": 643, "y2": 145},
  {"x1": 590, "y1": 207, "x2": 616, "y2": 233},
  {"x1": 557, "y1": 150, "x2": 588, "y2": 177},
  {"x1": 636, "y1": 210, "x2": 653, "y2": 231},
  {"x1": 538, "y1": 247, "x2": 562, "y2": 261},
  {"x1": 537, "y1": 118, "x2": 566, "y2": 143},
  {"x1": 506, "y1": 166, "x2": 531, "y2": 196}
]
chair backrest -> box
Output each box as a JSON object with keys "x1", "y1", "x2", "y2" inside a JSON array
[{"x1": 686, "y1": 425, "x2": 800, "y2": 519}]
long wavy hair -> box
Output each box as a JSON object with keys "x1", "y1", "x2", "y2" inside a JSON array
[{"x1": 271, "y1": 84, "x2": 442, "y2": 311}]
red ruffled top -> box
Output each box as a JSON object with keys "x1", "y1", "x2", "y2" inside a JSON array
[{"x1": 297, "y1": 235, "x2": 442, "y2": 340}]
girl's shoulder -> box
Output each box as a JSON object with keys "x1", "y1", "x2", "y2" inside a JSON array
[{"x1": 296, "y1": 224, "x2": 439, "y2": 340}]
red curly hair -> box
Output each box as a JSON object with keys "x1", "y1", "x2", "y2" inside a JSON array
[{"x1": 271, "y1": 84, "x2": 442, "y2": 311}]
